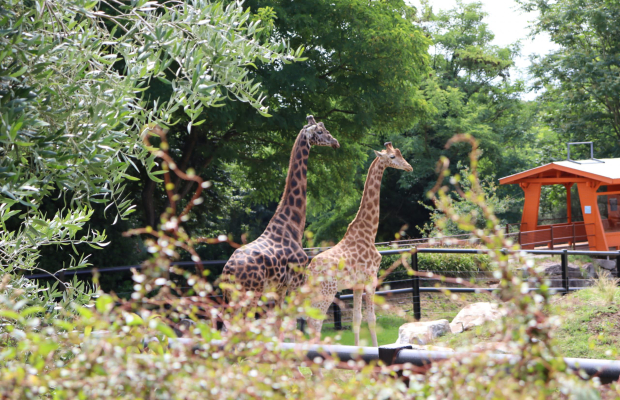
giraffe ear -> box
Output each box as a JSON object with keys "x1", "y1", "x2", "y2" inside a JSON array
[{"x1": 373, "y1": 150, "x2": 383, "y2": 158}]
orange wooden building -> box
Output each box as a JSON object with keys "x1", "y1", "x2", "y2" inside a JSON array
[{"x1": 499, "y1": 158, "x2": 620, "y2": 251}]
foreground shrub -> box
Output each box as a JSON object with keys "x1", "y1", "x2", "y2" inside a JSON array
[{"x1": 0, "y1": 133, "x2": 609, "y2": 399}]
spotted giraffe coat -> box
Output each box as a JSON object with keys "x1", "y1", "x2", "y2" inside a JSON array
[{"x1": 222, "y1": 118, "x2": 338, "y2": 300}]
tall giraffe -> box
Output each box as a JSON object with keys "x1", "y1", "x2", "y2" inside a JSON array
[
  {"x1": 306, "y1": 143, "x2": 412, "y2": 346},
  {"x1": 222, "y1": 116, "x2": 339, "y2": 308}
]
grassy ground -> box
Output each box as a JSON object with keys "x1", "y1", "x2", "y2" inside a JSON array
[
  {"x1": 434, "y1": 284, "x2": 620, "y2": 360},
  {"x1": 319, "y1": 254, "x2": 617, "y2": 358},
  {"x1": 320, "y1": 283, "x2": 620, "y2": 360},
  {"x1": 549, "y1": 286, "x2": 620, "y2": 359},
  {"x1": 320, "y1": 292, "x2": 493, "y2": 346},
  {"x1": 320, "y1": 315, "x2": 405, "y2": 347}
]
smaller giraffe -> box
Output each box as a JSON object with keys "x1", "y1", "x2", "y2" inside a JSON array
[{"x1": 306, "y1": 142, "x2": 412, "y2": 346}]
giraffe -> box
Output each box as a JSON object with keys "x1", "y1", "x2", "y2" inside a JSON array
[
  {"x1": 221, "y1": 116, "x2": 339, "y2": 310},
  {"x1": 306, "y1": 142, "x2": 412, "y2": 346}
]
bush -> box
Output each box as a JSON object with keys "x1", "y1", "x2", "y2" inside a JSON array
[
  {"x1": 0, "y1": 133, "x2": 605, "y2": 399},
  {"x1": 378, "y1": 248, "x2": 491, "y2": 281}
]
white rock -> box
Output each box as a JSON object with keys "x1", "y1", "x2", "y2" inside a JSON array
[
  {"x1": 451, "y1": 302, "x2": 506, "y2": 331},
  {"x1": 450, "y1": 321, "x2": 465, "y2": 334},
  {"x1": 396, "y1": 319, "x2": 451, "y2": 345}
]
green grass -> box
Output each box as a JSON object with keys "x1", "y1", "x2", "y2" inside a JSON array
[
  {"x1": 549, "y1": 287, "x2": 620, "y2": 359},
  {"x1": 318, "y1": 293, "x2": 494, "y2": 346},
  {"x1": 320, "y1": 314, "x2": 407, "y2": 346}
]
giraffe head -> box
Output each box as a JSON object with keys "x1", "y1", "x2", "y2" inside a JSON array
[
  {"x1": 303, "y1": 115, "x2": 340, "y2": 149},
  {"x1": 374, "y1": 142, "x2": 413, "y2": 171}
]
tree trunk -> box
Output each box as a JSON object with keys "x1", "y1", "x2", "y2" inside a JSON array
[{"x1": 142, "y1": 177, "x2": 156, "y2": 228}]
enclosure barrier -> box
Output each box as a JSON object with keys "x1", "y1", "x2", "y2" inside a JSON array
[
  {"x1": 327, "y1": 247, "x2": 620, "y2": 328},
  {"x1": 24, "y1": 248, "x2": 620, "y2": 328},
  {"x1": 180, "y1": 340, "x2": 619, "y2": 384}
]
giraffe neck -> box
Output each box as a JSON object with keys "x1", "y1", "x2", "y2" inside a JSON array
[
  {"x1": 264, "y1": 131, "x2": 310, "y2": 243},
  {"x1": 341, "y1": 157, "x2": 386, "y2": 244}
]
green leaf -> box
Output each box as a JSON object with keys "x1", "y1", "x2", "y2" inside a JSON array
[
  {"x1": 9, "y1": 66, "x2": 27, "y2": 78},
  {"x1": 156, "y1": 322, "x2": 177, "y2": 338},
  {"x1": 96, "y1": 295, "x2": 114, "y2": 314}
]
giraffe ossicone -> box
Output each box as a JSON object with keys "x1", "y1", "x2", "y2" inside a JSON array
[
  {"x1": 221, "y1": 116, "x2": 339, "y2": 312},
  {"x1": 306, "y1": 142, "x2": 412, "y2": 347}
]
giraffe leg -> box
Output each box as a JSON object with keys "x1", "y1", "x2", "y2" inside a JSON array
[
  {"x1": 308, "y1": 283, "x2": 337, "y2": 341},
  {"x1": 364, "y1": 286, "x2": 378, "y2": 347},
  {"x1": 352, "y1": 289, "x2": 363, "y2": 346},
  {"x1": 274, "y1": 287, "x2": 288, "y2": 341}
]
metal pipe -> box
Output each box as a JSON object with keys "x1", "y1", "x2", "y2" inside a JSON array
[
  {"x1": 337, "y1": 286, "x2": 573, "y2": 300},
  {"x1": 206, "y1": 340, "x2": 620, "y2": 384}
]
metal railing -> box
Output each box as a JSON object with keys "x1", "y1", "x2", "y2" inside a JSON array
[
  {"x1": 24, "y1": 248, "x2": 620, "y2": 330},
  {"x1": 327, "y1": 247, "x2": 620, "y2": 328},
  {"x1": 279, "y1": 342, "x2": 620, "y2": 384},
  {"x1": 154, "y1": 339, "x2": 620, "y2": 383}
]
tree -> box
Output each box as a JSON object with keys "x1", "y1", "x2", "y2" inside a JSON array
[
  {"x1": 0, "y1": 0, "x2": 302, "y2": 280},
  {"x1": 129, "y1": 0, "x2": 431, "y2": 250},
  {"x1": 308, "y1": 1, "x2": 528, "y2": 243},
  {"x1": 522, "y1": 0, "x2": 620, "y2": 154}
]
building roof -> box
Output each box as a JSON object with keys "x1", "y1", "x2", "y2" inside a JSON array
[{"x1": 499, "y1": 158, "x2": 620, "y2": 185}]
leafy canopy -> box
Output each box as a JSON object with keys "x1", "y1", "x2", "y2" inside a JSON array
[
  {"x1": 523, "y1": 0, "x2": 620, "y2": 153},
  {"x1": 0, "y1": 0, "x2": 302, "y2": 274}
]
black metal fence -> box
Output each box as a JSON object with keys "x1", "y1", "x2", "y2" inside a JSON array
[
  {"x1": 330, "y1": 247, "x2": 620, "y2": 328},
  {"x1": 24, "y1": 247, "x2": 620, "y2": 327}
]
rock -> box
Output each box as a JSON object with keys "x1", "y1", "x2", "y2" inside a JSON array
[
  {"x1": 596, "y1": 259, "x2": 617, "y2": 271},
  {"x1": 539, "y1": 262, "x2": 583, "y2": 278},
  {"x1": 396, "y1": 319, "x2": 451, "y2": 345},
  {"x1": 581, "y1": 263, "x2": 597, "y2": 278},
  {"x1": 451, "y1": 302, "x2": 506, "y2": 331},
  {"x1": 450, "y1": 321, "x2": 465, "y2": 334}
]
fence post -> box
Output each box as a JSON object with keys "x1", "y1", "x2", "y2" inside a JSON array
[
  {"x1": 412, "y1": 249, "x2": 421, "y2": 321},
  {"x1": 297, "y1": 318, "x2": 306, "y2": 333},
  {"x1": 616, "y1": 251, "x2": 620, "y2": 285},
  {"x1": 561, "y1": 249, "x2": 569, "y2": 295},
  {"x1": 334, "y1": 293, "x2": 342, "y2": 331},
  {"x1": 550, "y1": 227, "x2": 554, "y2": 250},
  {"x1": 58, "y1": 270, "x2": 66, "y2": 292}
]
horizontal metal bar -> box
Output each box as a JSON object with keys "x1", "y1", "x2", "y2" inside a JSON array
[
  {"x1": 337, "y1": 286, "x2": 579, "y2": 300},
  {"x1": 23, "y1": 260, "x2": 228, "y2": 279},
  {"x1": 22, "y1": 248, "x2": 619, "y2": 280},
  {"x1": 202, "y1": 340, "x2": 620, "y2": 384}
]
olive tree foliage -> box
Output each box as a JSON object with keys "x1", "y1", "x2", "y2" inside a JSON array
[{"x1": 0, "y1": 0, "x2": 302, "y2": 279}]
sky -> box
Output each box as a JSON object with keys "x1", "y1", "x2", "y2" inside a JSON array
[{"x1": 410, "y1": 0, "x2": 560, "y2": 98}]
